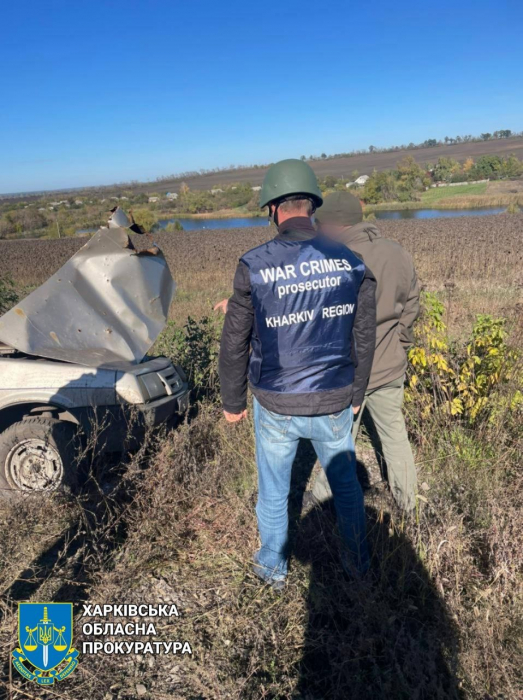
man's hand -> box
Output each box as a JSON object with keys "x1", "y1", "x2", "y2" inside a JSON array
[
  {"x1": 214, "y1": 299, "x2": 228, "y2": 314},
  {"x1": 224, "y1": 409, "x2": 247, "y2": 423},
  {"x1": 353, "y1": 405, "x2": 361, "y2": 415}
]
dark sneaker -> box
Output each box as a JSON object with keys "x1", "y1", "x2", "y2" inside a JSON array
[{"x1": 251, "y1": 562, "x2": 286, "y2": 592}]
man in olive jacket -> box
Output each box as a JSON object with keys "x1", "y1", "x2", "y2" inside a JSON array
[{"x1": 310, "y1": 191, "x2": 420, "y2": 511}]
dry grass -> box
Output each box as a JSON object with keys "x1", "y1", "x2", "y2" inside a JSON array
[
  {"x1": 367, "y1": 194, "x2": 523, "y2": 211},
  {"x1": 426, "y1": 193, "x2": 523, "y2": 208},
  {"x1": 0, "y1": 215, "x2": 522, "y2": 699},
  {"x1": 486, "y1": 179, "x2": 523, "y2": 195}
]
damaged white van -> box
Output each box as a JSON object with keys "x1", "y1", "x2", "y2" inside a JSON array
[{"x1": 0, "y1": 211, "x2": 189, "y2": 499}]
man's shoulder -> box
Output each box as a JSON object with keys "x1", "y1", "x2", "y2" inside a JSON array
[
  {"x1": 352, "y1": 235, "x2": 413, "y2": 265},
  {"x1": 314, "y1": 233, "x2": 356, "y2": 255},
  {"x1": 379, "y1": 236, "x2": 411, "y2": 255},
  {"x1": 240, "y1": 237, "x2": 279, "y2": 263},
  {"x1": 242, "y1": 232, "x2": 319, "y2": 262}
]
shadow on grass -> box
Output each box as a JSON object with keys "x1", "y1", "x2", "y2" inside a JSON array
[{"x1": 287, "y1": 440, "x2": 462, "y2": 699}]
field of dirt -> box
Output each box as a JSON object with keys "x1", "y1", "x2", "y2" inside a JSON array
[{"x1": 2, "y1": 214, "x2": 522, "y2": 311}]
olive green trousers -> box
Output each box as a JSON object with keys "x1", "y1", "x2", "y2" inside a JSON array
[{"x1": 311, "y1": 375, "x2": 418, "y2": 511}]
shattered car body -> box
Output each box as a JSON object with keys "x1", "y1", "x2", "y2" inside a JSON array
[{"x1": 0, "y1": 212, "x2": 189, "y2": 499}]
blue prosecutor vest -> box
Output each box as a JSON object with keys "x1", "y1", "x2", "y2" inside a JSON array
[{"x1": 241, "y1": 234, "x2": 366, "y2": 395}]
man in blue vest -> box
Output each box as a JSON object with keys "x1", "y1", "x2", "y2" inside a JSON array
[{"x1": 219, "y1": 159, "x2": 377, "y2": 590}]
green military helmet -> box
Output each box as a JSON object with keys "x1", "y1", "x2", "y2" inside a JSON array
[{"x1": 259, "y1": 159, "x2": 323, "y2": 209}]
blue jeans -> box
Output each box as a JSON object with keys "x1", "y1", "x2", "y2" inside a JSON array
[{"x1": 253, "y1": 397, "x2": 369, "y2": 582}]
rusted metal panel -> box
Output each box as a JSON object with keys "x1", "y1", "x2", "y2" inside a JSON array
[{"x1": 0, "y1": 228, "x2": 174, "y2": 367}]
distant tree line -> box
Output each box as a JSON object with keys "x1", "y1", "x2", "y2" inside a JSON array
[
  {"x1": 157, "y1": 182, "x2": 258, "y2": 215},
  {"x1": 105, "y1": 127, "x2": 522, "y2": 189},
  {"x1": 2, "y1": 135, "x2": 523, "y2": 237},
  {"x1": 360, "y1": 157, "x2": 431, "y2": 204},
  {"x1": 312, "y1": 153, "x2": 523, "y2": 206},
  {"x1": 301, "y1": 129, "x2": 520, "y2": 163},
  {"x1": 358, "y1": 153, "x2": 523, "y2": 204},
  {"x1": 0, "y1": 180, "x2": 266, "y2": 239}
]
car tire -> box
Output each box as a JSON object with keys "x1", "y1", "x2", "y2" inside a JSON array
[{"x1": 0, "y1": 417, "x2": 79, "y2": 501}]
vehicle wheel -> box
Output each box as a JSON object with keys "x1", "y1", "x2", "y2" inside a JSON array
[{"x1": 0, "y1": 418, "x2": 79, "y2": 501}]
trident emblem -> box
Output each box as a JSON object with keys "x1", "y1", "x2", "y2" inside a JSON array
[
  {"x1": 23, "y1": 606, "x2": 68, "y2": 669},
  {"x1": 14, "y1": 603, "x2": 79, "y2": 685}
]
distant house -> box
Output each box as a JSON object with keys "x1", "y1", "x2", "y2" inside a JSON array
[
  {"x1": 166, "y1": 192, "x2": 178, "y2": 200},
  {"x1": 210, "y1": 188, "x2": 223, "y2": 195},
  {"x1": 120, "y1": 196, "x2": 129, "y2": 200},
  {"x1": 346, "y1": 175, "x2": 369, "y2": 188},
  {"x1": 75, "y1": 199, "x2": 83, "y2": 205},
  {"x1": 148, "y1": 196, "x2": 160, "y2": 203},
  {"x1": 251, "y1": 186, "x2": 262, "y2": 192}
]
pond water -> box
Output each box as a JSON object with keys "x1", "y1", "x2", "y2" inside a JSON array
[
  {"x1": 157, "y1": 216, "x2": 268, "y2": 230},
  {"x1": 76, "y1": 207, "x2": 507, "y2": 236},
  {"x1": 373, "y1": 207, "x2": 506, "y2": 220},
  {"x1": 159, "y1": 207, "x2": 506, "y2": 229}
]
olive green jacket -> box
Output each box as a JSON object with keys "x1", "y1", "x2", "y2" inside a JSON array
[{"x1": 340, "y1": 222, "x2": 420, "y2": 391}]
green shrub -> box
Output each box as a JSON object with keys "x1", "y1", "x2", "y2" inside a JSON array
[
  {"x1": 362, "y1": 157, "x2": 430, "y2": 204},
  {"x1": 470, "y1": 154, "x2": 504, "y2": 180},
  {"x1": 132, "y1": 208, "x2": 157, "y2": 233},
  {"x1": 407, "y1": 292, "x2": 521, "y2": 425},
  {"x1": 164, "y1": 220, "x2": 184, "y2": 232},
  {"x1": 154, "y1": 315, "x2": 223, "y2": 401},
  {"x1": 0, "y1": 277, "x2": 18, "y2": 314}
]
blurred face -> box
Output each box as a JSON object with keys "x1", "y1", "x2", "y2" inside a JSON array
[{"x1": 317, "y1": 222, "x2": 348, "y2": 240}]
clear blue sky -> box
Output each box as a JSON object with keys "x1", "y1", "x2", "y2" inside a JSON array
[{"x1": 1, "y1": 0, "x2": 522, "y2": 193}]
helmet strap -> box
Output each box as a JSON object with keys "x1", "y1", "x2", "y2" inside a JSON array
[{"x1": 272, "y1": 202, "x2": 280, "y2": 227}]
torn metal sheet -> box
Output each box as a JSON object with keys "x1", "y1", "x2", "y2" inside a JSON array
[{"x1": 0, "y1": 228, "x2": 175, "y2": 367}]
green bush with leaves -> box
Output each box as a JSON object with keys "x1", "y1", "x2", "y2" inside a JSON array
[
  {"x1": 154, "y1": 315, "x2": 223, "y2": 401},
  {"x1": 431, "y1": 156, "x2": 461, "y2": 183},
  {"x1": 407, "y1": 292, "x2": 521, "y2": 424},
  {"x1": 362, "y1": 156, "x2": 430, "y2": 204},
  {"x1": 0, "y1": 277, "x2": 18, "y2": 315},
  {"x1": 164, "y1": 220, "x2": 184, "y2": 232},
  {"x1": 132, "y1": 208, "x2": 157, "y2": 233}
]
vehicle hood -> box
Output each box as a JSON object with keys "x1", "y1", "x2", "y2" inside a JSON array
[{"x1": 0, "y1": 228, "x2": 175, "y2": 367}]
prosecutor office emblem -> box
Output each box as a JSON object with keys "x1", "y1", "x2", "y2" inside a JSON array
[{"x1": 12, "y1": 603, "x2": 79, "y2": 686}]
